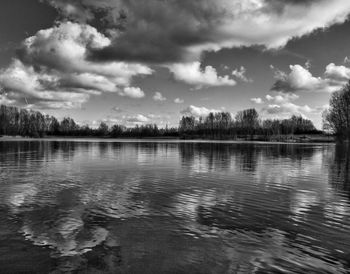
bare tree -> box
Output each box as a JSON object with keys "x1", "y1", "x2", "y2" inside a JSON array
[
  {"x1": 235, "y1": 108, "x2": 259, "y2": 136},
  {"x1": 323, "y1": 81, "x2": 350, "y2": 139}
]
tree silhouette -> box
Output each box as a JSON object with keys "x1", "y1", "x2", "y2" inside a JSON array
[
  {"x1": 0, "y1": 105, "x2": 319, "y2": 139},
  {"x1": 323, "y1": 81, "x2": 350, "y2": 139}
]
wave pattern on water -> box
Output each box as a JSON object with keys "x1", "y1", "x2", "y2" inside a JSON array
[{"x1": 0, "y1": 141, "x2": 349, "y2": 273}]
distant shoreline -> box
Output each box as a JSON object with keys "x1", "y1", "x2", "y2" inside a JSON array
[{"x1": 0, "y1": 134, "x2": 335, "y2": 144}]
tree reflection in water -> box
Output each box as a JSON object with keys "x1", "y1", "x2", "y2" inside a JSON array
[
  {"x1": 328, "y1": 144, "x2": 350, "y2": 200},
  {"x1": 0, "y1": 141, "x2": 349, "y2": 273}
]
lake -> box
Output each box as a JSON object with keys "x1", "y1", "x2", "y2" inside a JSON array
[{"x1": 0, "y1": 140, "x2": 349, "y2": 273}]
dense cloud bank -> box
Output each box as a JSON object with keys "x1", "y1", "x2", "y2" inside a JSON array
[
  {"x1": 2, "y1": 0, "x2": 350, "y2": 109},
  {"x1": 43, "y1": 0, "x2": 350, "y2": 63}
]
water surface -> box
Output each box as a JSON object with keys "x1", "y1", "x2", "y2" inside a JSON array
[{"x1": 0, "y1": 140, "x2": 349, "y2": 273}]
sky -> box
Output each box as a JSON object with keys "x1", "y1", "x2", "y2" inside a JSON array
[{"x1": 2, "y1": 0, "x2": 350, "y2": 129}]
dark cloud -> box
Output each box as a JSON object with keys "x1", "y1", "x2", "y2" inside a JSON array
[
  {"x1": 42, "y1": 0, "x2": 350, "y2": 64},
  {"x1": 266, "y1": 0, "x2": 322, "y2": 4},
  {"x1": 87, "y1": 0, "x2": 222, "y2": 63},
  {"x1": 263, "y1": 0, "x2": 325, "y2": 13},
  {"x1": 271, "y1": 79, "x2": 297, "y2": 93},
  {"x1": 264, "y1": 0, "x2": 324, "y2": 8},
  {"x1": 40, "y1": 0, "x2": 95, "y2": 22}
]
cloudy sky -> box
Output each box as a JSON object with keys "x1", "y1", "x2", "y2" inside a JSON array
[{"x1": 2, "y1": 0, "x2": 350, "y2": 128}]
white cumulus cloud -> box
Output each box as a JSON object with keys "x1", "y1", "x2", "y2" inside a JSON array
[
  {"x1": 0, "y1": 59, "x2": 90, "y2": 109},
  {"x1": 260, "y1": 92, "x2": 319, "y2": 120},
  {"x1": 0, "y1": 22, "x2": 152, "y2": 109},
  {"x1": 232, "y1": 66, "x2": 252, "y2": 83},
  {"x1": 271, "y1": 64, "x2": 329, "y2": 93},
  {"x1": 251, "y1": 97, "x2": 264, "y2": 104},
  {"x1": 153, "y1": 92, "x2": 166, "y2": 102},
  {"x1": 174, "y1": 98, "x2": 184, "y2": 104},
  {"x1": 119, "y1": 87, "x2": 145, "y2": 99},
  {"x1": 168, "y1": 62, "x2": 236, "y2": 89},
  {"x1": 265, "y1": 93, "x2": 299, "y2": 103},
  {"x1": 270, "y1": 63, "x2": 350, "y2": 94},
  {"x1": 126, "y1": 114, "x2": 149, "y2": 123},
  {"x1": 324, "y1": 63, "x2": 350, "y2": 82},
  {"x1": 180, "y1": 105, "x2": 222, "y2": 117}
]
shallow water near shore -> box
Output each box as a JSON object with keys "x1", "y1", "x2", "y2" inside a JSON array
[{"x1": 0, "y1": 140, "x2": 349, "y2": 273}]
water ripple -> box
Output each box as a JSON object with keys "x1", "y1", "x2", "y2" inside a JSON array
[{"x1": 0, "y1": 140, "x2": 349, "y2": 273}]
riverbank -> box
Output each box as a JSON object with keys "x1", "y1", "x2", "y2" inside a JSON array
[
  {"x1": 0, "y1": 134, "x2": 335, "y2": 143},
  {"x1": 254, "y1": 134, "x2": 334, "y2": 143},
  {"x1": 179, "y1": 134, "x2": 334, "y2": 143}
]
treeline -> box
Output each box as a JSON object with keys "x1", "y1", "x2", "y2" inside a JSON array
[
  {"x1": 0, "y1": 105, "x2": 58, "y2": 137},
  {"x1": 0, "y1": 104, "x2": 320, "y2": 139},
  {"x1": 0, "y1": 105, "x2": 178, "y2": 138},
  {"x1": 179, "y1": 108, "x2": 320, "y2": 139}
]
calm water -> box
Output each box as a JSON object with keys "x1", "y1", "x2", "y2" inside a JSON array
[{"x1": 0, "y1": 140, "x2": 349, "y2": 273}]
